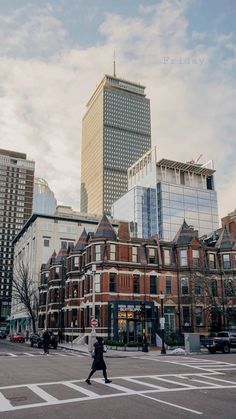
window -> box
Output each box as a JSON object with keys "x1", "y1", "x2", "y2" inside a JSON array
[
  {"x1": 182, "y1": 306, "x2": 190, "y2": 326},
  {"x1": 148, "y1": 248, "x2": 156, "y2": 264},
  {"x1": 132, "y1": 246, "x2": 138, "y2": 263},
  {"x1": 74, "y1": 256, "x2": 79, "y2": 269},
  {"x1": 192, "y1": 250, "x2": 200, "y2": 267},
  {"x1": 223, "y1": 254, "x2": 231, "y2": 269},
  {"x1": 180, "y1": 250, "x2": 188, "y2": 266},
  {"x1": 150, "y1": 275, "x2": 157, "y2": 294},
  {"x1": 86, "y1": 275, "x2": 90, "y2": 294},
  {"x1": 225, "y1": 278, "x2": 235, "y2": 297},
  {"x1": 195, "y1": 307, "x2": 204, "y2": 326},
  {"x1": 54, "y1": 267, "x2": 60, "y2": 279},
  {"x1": 109, "y1": 273, "x2": 117, "y2": 292},
  {"x1": 44, "y1": 239, "x2": 50, "y2": 247},
  {"x1": 209, "y1": 253, "x2": 216, "y2": 269},
  {"x1": 133, "y1": 275, "x2": 140, "y2": 293},
  {"x1": 94, "y1": 273, "x2": 100, "y2": 293},
  {"x1": 181, "y1": 277, "x2": 189, "y2": 295},
  {"x1": 110, "y1": 244, "x2": 116, "y2": 261},
  {"x1": 195, "y1": 278, "x2": 201, "y2": 295},
  {"x1": 95, "y1": 245, "x2": 101, "y2": 261},
  {"x1": 165, "y1": 276, "x2": 172, "y2": 294},
  {"x1": 164, "y1": 249, "x2": 171, "y2": 265},
  {"x1": 87, "y1": 247, "x2": 91, "y2": 263},
  {"x1": 211, "y1": 279, "x2": 218, "y2": 297},
  {"x1": 72, "y1": 282, "x2": 78, "y2": 297}
]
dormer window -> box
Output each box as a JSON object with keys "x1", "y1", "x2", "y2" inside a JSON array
[
  {"x1": 164, "y1": 249, "x2": 171, "y2": 265},
  {"x1": 148, "y1": 248, "x2": 156, "y2": 264},
  {"x1": 209, "y1": 253, "x2": 216, "y2": 269}
]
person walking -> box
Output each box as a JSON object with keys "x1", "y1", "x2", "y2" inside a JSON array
[
  {"x1": 42, "y1": 329, "x2": 51, "y2": 355},
  {"x1": 86, "y1": 336, "x2": 112, "y2": 385}
]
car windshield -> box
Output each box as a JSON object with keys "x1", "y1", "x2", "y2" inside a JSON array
[{"x1": 217, "y1": 332, "x2": 229, "y2": 337}]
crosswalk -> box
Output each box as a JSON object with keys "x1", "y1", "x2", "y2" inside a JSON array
[
  {"x1": 135, "y1": 355, "x2": 236, "y2": 371},
  {"x1": 0, "y1": 351, "x2": 87, "y2": 359},
  {"x1": 0, "y1": 371, "x2": 236, "y2": 414}
]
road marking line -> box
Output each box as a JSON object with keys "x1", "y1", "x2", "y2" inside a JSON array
[
  {"x1": 8, "y1": 353, "x2": 18, "y2": 357},
  {"x1": 57, "y1": 353, "x2": 68, "y2": 357},
  {"x1": 123, "y1": 377, "x2": 165, "y2": 390},
  {"x1": 0, "y1": 392, "x2": 12, "y2": 411},
  {"x1": 64, "y1": 382, "x2": 98, "y2": 397},
  {"x1": 190, "y1": 379, "x2": 220, "y2": 387},
  {"x1": 95, "y1": 378, "x2": 136, "y2": 393},
  {"x1": 140, "y1": 393, "x2": 202, "y2": 415},
  {"x1": 28, "y1": 385, "x2": 58, "y2": 402},
  {"x1": 23, "y1": 353, "x2": 35, "y2": 357},
  {"x1": 152, "y1": 376, "x2": 195, "y2": 388}
]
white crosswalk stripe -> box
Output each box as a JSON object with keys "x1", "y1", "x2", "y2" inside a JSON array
[{"x1": 0, "y1": 351, "x2": 85, "y2": 359}]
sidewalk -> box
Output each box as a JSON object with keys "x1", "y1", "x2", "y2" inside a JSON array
[{"x1": 58, "y1": 342, "x2": 208, "y2": 357}]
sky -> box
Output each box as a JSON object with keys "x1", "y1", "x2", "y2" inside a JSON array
[{"x1": 0, "y1": 0, "x2": 235, "y2": 220}]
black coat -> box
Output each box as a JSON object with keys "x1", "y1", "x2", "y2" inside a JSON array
[
  {"x1": 43, "y1": 331, "x2": 51, "y2": 345},
  {"x1": 91, "y1": 341, "x2": 107, "y2": 371}
]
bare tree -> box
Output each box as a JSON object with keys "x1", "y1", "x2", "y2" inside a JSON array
[{"x1": 12, "y1": 261, "x2": 38, "y2": 333}]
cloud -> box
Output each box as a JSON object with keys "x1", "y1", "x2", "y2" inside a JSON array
[{"x1": 0, "y1": 0, "x2": 235, "y2": 219}]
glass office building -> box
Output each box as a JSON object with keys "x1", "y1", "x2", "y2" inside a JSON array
[
  {"x1": 81, "y1": 75, "x2": 151, "y2": 216},
  {"x1": 112, "y1": 149, "x2": 219, "y2": 240},
  {"x1": 33, "y1": 177, "x2": 57, "y2": 215}
]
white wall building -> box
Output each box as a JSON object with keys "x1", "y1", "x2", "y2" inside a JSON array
[{"x1": 11, "y1": 206, "x2": 119, "y2": 333}]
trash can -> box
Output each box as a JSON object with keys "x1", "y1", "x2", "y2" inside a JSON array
[{"x1": 184, "y1": 333, "x2": 201, "y2": 352}]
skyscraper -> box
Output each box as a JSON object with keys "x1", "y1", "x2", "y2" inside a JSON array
[
  {"x1": 33, "y1": 177, "x2": 57, "y2": 215},
  {"x1": 112, "y1": 148, "x2": 219, "y2": 240},
  {"x1": 0, "y1": 149, "x2": 35, "y2": 324},
  {"x1": 80, "y1": 74, "x2": 151, "y2": 215}
]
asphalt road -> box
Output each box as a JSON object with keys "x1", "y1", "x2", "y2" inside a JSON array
[{"x1": 0, "y1": 339, "x2": 236, "y2": 418}]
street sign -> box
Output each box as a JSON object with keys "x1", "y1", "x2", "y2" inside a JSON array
[
  {"x1": 160, "y1": 317, "x2": 165, "y2": 329},
  {"x1": 91, "y1": 319, "x2": 98, "y2": 327}
]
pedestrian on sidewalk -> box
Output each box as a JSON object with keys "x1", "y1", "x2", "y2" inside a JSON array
[
  {"x1": 86, "y1": 336, "x2": 112, "y2": 385},
  {"x1": 42, "y1": 328, "x2": 51, "y2": 355}
]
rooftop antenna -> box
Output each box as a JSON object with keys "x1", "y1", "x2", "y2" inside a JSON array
[{"x1": 113, "y1": 49, "x2": 116, "y2": 77}]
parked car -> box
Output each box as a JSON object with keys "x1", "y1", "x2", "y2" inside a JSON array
[
  {"x1": 9, "y1": 333, "x2": 25, "y2": 343},
  {"x1": 30, "y1": 332, "x2": 58, "y2": 349},
  {"x1": 201, "y1": 330, "x2": 236, "y2": 353}
]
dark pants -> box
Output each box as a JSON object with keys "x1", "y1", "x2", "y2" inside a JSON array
[
  {"x1": 87, "y1": 369, "x2": 107, "y2": 380},
  {"x1": 43, "y1": 342, "x2": 49, "y2": 354}
]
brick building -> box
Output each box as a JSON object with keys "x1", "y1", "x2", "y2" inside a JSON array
[{"x1": 38, "y1": 215, "x2": 236, "y2": 344}]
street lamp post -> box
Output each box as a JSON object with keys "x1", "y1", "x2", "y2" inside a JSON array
[
  {"x1": 88, "y1": 264, "x2": 97, "y2": 353},
  {"x1": 159, "y1": 292, "x2": 166, "y2": 355}
]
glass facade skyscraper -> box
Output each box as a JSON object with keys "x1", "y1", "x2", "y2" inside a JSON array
[
  {"x1": 112, "y1": 149, "x2": 219, "y2": 240},
  {"x1": 81, "y1": 75, "x2": 151, "y2": 215},
  {"x1": 33, "y1": 177, "x2": 57, "y2": 215}
]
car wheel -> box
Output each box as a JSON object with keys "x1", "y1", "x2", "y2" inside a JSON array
[
  {"x1": 208, "y1": 348, "x2": 216, "y2": 354},
  {"x1": 222, "y1": 344, "x2": 230, "y2": 354}
]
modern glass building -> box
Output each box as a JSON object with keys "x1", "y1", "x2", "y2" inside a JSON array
[
  {"x1": 112, "y1": 149, "x2": 219, "y2": 240},
  {"x1": 33, "y1": 177, "x2": 57, "y2": 215},
  {"x1": 80, "y1": 74, "x2": 151, "y2": 216},
  {"x1": 0, "y1": 149, "x2": 35, "y2": 324}
]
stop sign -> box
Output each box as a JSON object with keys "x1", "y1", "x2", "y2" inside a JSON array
[{"x1": 91, "y1": 319, "x2": 98, "y2": 327}]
